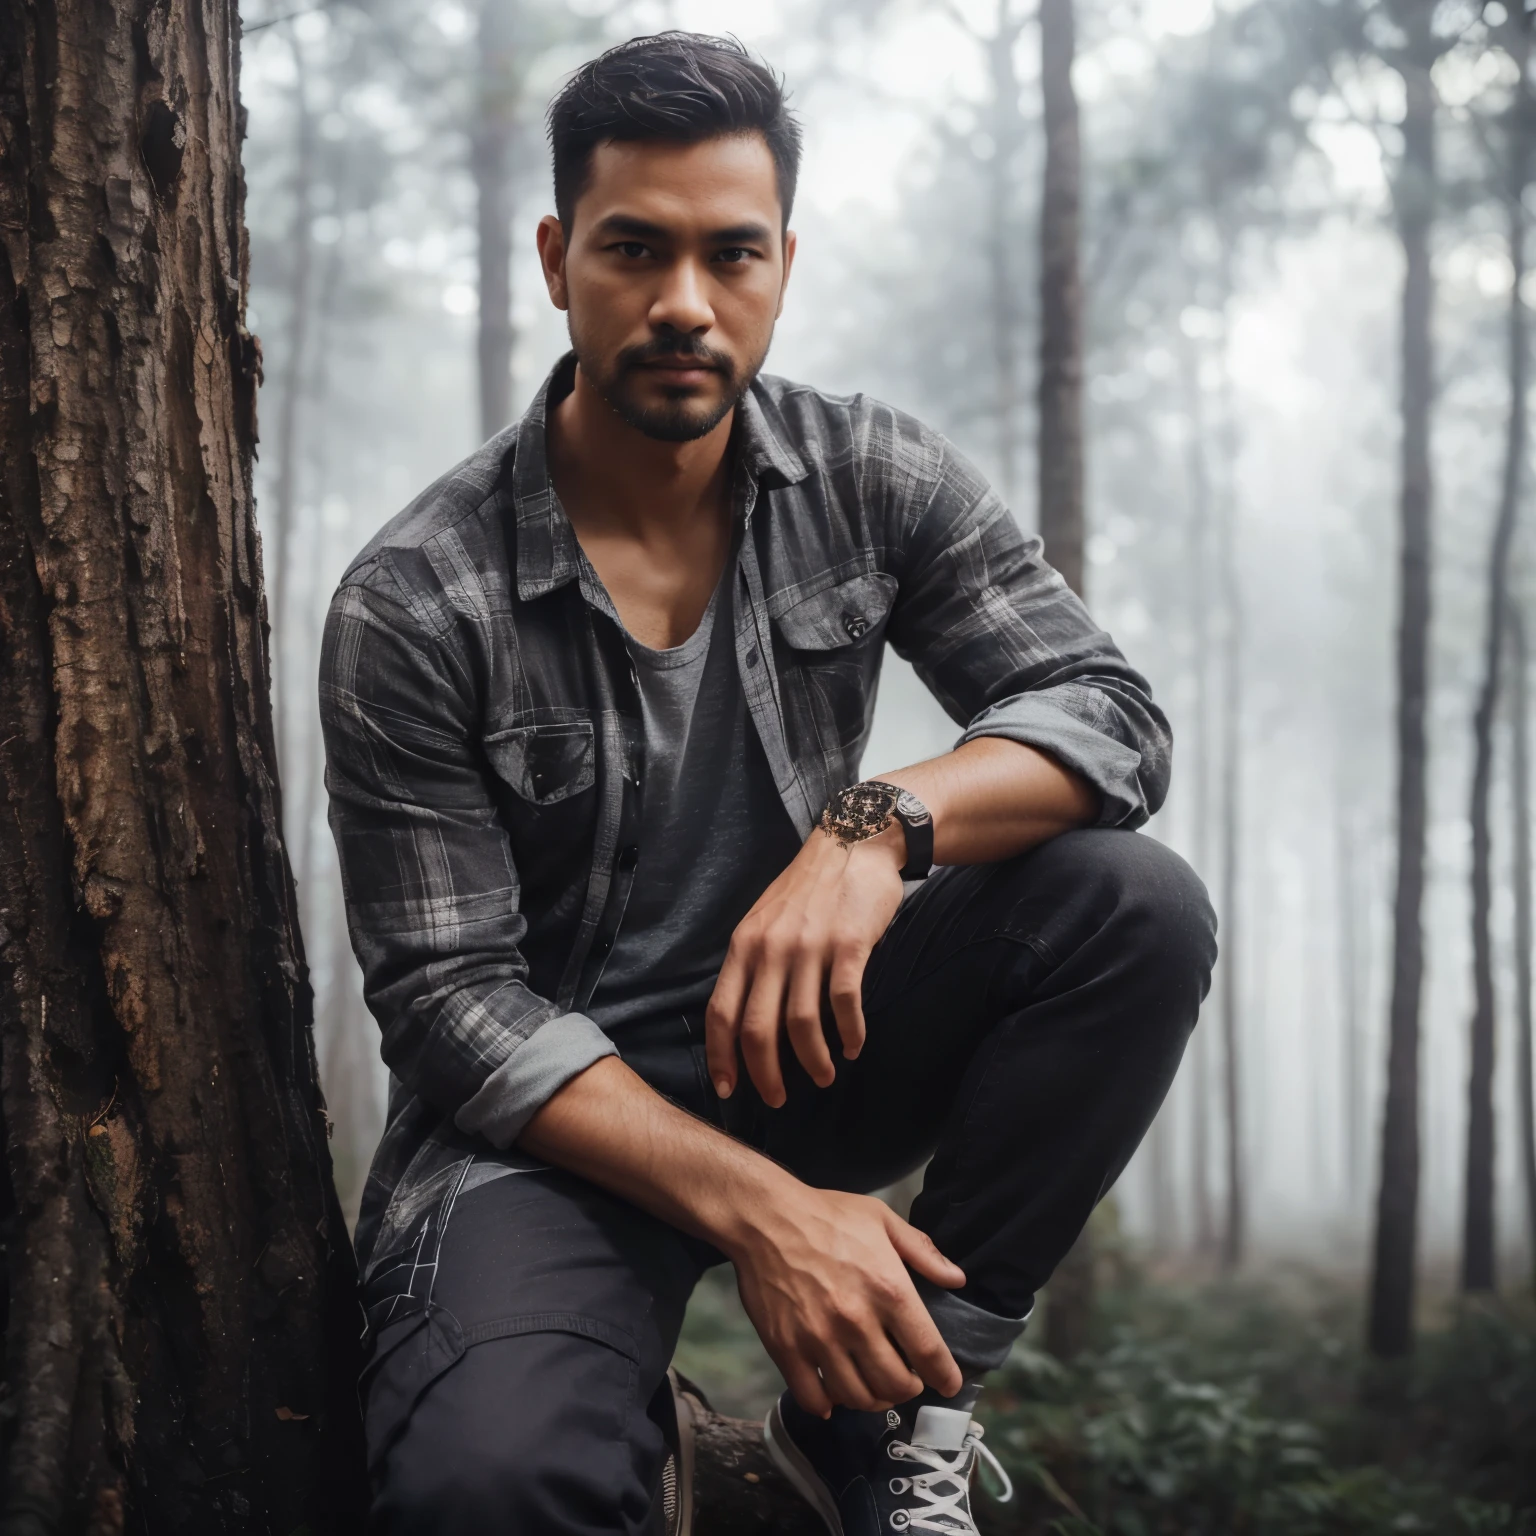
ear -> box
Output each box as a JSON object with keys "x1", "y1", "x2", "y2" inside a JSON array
[
  {"x1": 776, "y1": 228, "x2": 798, "y2": 320},
  {"x1": 537, "y1": 215, "x2": 570, "y2": 311}
]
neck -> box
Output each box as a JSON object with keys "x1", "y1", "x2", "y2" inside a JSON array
[{"x1": 548, "y1": 360, "x2": 734, "y2": 540}]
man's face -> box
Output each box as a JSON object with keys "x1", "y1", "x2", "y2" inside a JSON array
[{"x1": 537, "y1": 133, "x2": 796, "y2": 442}]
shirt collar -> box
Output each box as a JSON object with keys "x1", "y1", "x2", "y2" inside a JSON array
[{"x1": 509, "y1": 352, "x2": 808, "y2": 603}]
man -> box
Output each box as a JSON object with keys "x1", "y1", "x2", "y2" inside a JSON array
[{"x1": 321, "y1": 31, "x2": 1215, "y2": 1536}]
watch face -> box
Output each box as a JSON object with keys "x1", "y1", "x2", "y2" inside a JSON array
[
  {"x1": 829, "y1": 782, "x2": 898, "y2": 839},
  {"x1": 895, "y1": 787, "x2": 933, "y2": 826},
  {"x1": 843, "y1": 782, "x2": 898, "y2": 821}
]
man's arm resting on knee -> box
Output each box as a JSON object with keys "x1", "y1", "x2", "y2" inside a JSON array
[
  {"x1": 705, "y1": 736, "x2": 1099, "y2": 1107},
  {"x1": 519, "y1": 1053, "x2": 964, "y2": 1417}
]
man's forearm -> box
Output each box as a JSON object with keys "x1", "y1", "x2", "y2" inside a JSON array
[
  {"x1": 519, "y1": 1052, "x2": 966, "y2": 1414},
  {"x1": 877, "y1": 736, "x2": 1098, "y2": 867},
  {"x1": 517, "y1": 1052, "x2": 792, "y2": 1255}
]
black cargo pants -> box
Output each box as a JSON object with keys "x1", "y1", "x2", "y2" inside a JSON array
[{"x1": 360, "y1": 829, "x2": 1217, "y2": 1535}]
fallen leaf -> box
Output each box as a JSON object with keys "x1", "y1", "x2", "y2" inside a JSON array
[{"x1": 274, "y1": 1406, "x2": 310, "y2": 1422}]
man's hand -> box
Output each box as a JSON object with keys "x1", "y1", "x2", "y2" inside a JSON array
[
  {"x1": 521, "y1": 1055, "x2": 966, "y2": 1417},
  {"x1": 726, "y1": 1182, "x2": 965, "y2": 1416},
  {"x1": 706, "y1": 822, "x2": 905, "y2": 1106}
]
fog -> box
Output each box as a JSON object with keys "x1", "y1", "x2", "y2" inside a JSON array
[{"x1": 239, "y1": 0, "x2": 1536, "y2": 1286}]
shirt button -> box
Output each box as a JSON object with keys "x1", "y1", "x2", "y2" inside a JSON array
[
  {"x1": 618, "y1": 844, "x2": 639, "y2": 871},
  {"x1": 595, "y1": 935, "x2": 612, "y2": 956},
  {"x1": 746, "y1": 647, "x2": 760, "y2": 668},
  {"x1": 842, "y1": 612, "x2": 870, "y2": 639}
]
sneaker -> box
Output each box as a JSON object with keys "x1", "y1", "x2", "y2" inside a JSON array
[{"x1": 763, "y1": 1391, "x2": 1012, "y2": 1535}]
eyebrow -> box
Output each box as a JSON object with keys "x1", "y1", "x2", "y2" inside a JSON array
[{"x1": 593, "y1": 214, "x2": 775, "y2": 245}]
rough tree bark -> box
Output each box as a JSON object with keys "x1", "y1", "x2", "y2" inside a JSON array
[
  {"x1": 0, "y1": 0, "x2": 364, "y2": 1527},
  {"x1": 1368, "y1": 25, "x2": 1437, "y2": 1360},
  {"x1": 1463, "y1": 22, "x2": 1530, "y2": 1295},
  {"x1": 473, "y1": 0, "x2": 517, "y2": 442},
  {"x1": 676, "y1": 1378, "x2": 822, "y2": 1536},
  {"x1": 1510, "y1": 605, "x2": 1536, "y2": 1297}
]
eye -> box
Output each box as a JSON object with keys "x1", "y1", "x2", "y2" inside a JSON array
[
  {"x1": 715, "y1": 247, "x2": 756, "y2": 264},
  {"x1": 611, "y1": 241, "x2": 651, "y2": 259}
]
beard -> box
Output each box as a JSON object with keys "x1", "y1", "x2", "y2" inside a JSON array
[{"x1": 572, "y1": 327, "x2": 770, "y2": 443}]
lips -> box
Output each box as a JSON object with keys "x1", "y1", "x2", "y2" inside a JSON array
[{"x1": 635, "y1": 361, "x2": 721, "y2": 391}]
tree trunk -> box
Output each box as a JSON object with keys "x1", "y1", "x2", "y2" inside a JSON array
[
  {"x1": 1337, "y1": 805, "x2": 1366, "y2": 1214},
  {"x1": 473, "y1": 0, "x2": 518, "y2": 442},
  {"x1": 1037, "y1": 0, "x2": 1083, "y2": 596},
  {"x1": 289, "y1": 234, "x2": 345, "y2": 898},
  {"x1": 672, "y1": 1378, "x2": 823, "y2": 1536},
  {"x1": 320, "y1": 878, "x2": 384, "y2": 1231},
  {"x1": 1368, "y1": 39, "x2": 1437, "y2": 1360},
  {"x1": 269, "y1": 31, "x2": 315, "y2": 664},
  {"x1": 1180, "y1": 328, "x2": 1217, "y2": 1257},
  {"x1": 982, "y1": 1, "x2": 1026, "y2": 507},
  {"x1": 1463, "y1": 56, "x2": 1530, "y2": 1294},
  {"x1": 1510, "y1": 605, "x2": 1536, "y2": 1297},
  {"x1": 1036, "y1": 0, "x2": 1094, "y2": 1355},
  {"x1": 1217, "y1": 339, "x2": 1244, "y2": 1275},
  {"x1": 1203, "y1": 256, "x2": 1246, "y2": 1275},
  {"x1": 1146, "y1": 1101, "x2": 1177, "y2": 1253},
  {"x1": 0, "y1": 0, "x2": 365, "y2": 1526}
]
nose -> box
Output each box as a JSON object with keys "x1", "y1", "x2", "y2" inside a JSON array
[{"x1": 648, "y1": 255, "x2": 715, "y2": 336}]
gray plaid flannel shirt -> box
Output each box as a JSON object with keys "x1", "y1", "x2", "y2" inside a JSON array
[{"x1": 320, "y1": 355, "x2": 1171, "y2": 1283}]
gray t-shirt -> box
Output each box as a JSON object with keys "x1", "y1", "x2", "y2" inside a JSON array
[{"x1": 586, "y1": 553, "x2": 801, "y2": 1031}]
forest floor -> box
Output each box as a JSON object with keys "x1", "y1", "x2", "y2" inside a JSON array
[{"x1": 673, "y1": 1257, "x2": 1536, "y2": 1535}]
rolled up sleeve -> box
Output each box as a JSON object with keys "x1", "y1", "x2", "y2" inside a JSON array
[
  {"x1": 319, "y1": 564, "x2": 616, "y2": 1148},
  {"x1": 452, "y1": 1011, "x2": 615, "y2": 1147},
  {"x1": 881, "y1": 416, "x2": 1171, "y2": 827},
  {"x1": 955, "y1": 687, "x2": 1151, "y2": 828}
]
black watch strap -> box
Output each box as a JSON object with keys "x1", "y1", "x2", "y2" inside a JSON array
[{"x1": 889, "y1": 787, "x2": 935, "y2": 881}]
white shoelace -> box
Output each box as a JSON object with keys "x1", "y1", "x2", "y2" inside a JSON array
[{"x1": 883, "y1": 1422, "x2": 1014, "y2": 1533}]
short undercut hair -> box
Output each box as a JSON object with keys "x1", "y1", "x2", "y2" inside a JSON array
[{"x1": 547, "y1": 32, "x2": 803, "y2": 230}]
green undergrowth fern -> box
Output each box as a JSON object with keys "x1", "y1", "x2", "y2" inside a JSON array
[{"x1": 973, "y1": 1276, "x2": 1536, "y2": 1536}]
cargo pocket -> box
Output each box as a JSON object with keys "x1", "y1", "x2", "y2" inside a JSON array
[
  {"x1": 360, "y1": 1303, "x2": 468, "y2": 1478},
  {"x1": 360, "y1": 1302, "x2": 644, "y2": 1481}
]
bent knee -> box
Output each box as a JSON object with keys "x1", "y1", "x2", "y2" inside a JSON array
[{"x1": 1029, "y1": 828, "x2": 1218, "y2": 987}]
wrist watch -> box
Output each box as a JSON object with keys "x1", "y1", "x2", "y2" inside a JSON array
[{"x1": 819, "y1": 780, "x2": 935, "y2": 880}]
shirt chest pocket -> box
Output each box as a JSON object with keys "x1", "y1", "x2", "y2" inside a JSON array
[
  {"x1": 482, "y1": 719, "x2": 596, "y2": 805},
  {"x1": 771, "y1": 571, "x2": 898, "y2": 653},
  {"x1": 770, "y1": 573, "x2": 897, "y2": 762}
]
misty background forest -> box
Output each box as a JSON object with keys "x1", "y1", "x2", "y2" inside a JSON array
[{"x1": 241, "y1": 0, "x2": 1536, "y2": 1525}]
